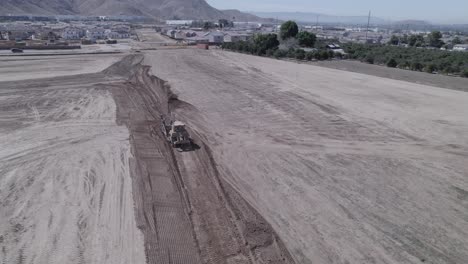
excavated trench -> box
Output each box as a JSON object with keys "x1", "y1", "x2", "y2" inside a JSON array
[{"x1": 109, "y1": 54, "x2": 295, "y2": 264}]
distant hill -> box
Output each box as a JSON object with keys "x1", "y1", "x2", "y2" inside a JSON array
[
  {"x1": 0, "y1": 0, "x2": 262, "y2": 21},
  {"x1": 393, "y1": 20, "x2": 431, "y2": 26},
  {"x1": 249, "y1": 11, "x2": 390, "y2": 25}
]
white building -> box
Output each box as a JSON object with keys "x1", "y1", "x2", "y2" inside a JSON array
[
  {"x1": 453, "y1": 44, "x2": 468, "y2": 52},
  {"x1": 165, "y1": 20, "x2": 193, "y2": 26},
  {"x1": 224, "y1": 32, "x2": 252, "y2": 43},
  {"x1": 105, "y1": 29, "x2": 130, "y2": 39},
  {"x1": 61, "y1": 27, "x2": 85, "y2": 40},
  {"x1": 86, "y1": 28, "x2": 106, "y2": 40},
  {"x1": 205, "y1": 31, "x2": 224, "y2": 44}
]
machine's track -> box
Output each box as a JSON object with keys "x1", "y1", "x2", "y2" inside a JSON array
[{"x1": 110, "y1": 55, "x2": 296, "y2": 264}]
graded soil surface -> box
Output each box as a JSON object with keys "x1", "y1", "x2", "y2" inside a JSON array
[
  {"x1": 1, "y1": 48, "x2": 468, "y2": 264},
  {"x1": 0, "y1": 52, "x2": 294, "y2": 264},
  {"x1": 0, "y1": 55, "x2": 146, "y2": 264},
  {"x1": 144, "y1": 49, "x2": 468, "y2": 264}
]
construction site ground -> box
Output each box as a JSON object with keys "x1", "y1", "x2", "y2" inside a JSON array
[{"x1": 0, "y1": 48, "x2": 467, "y2": 264}]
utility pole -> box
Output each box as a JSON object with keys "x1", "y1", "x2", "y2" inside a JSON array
[{"x1": 365, "y1": 10, "x2": 371, "y2": 44}]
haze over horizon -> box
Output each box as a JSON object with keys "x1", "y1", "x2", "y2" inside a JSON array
[{"x1": 206, "y1": 0, "x2": 468, "y2": 24}]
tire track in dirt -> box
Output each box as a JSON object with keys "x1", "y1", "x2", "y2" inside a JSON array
[
  {"x1": 0, "y1": 55, "x2": 146, "y2": 264},
  {"x1": 110, "y1": 58, "x2": 202, "y2": 264},
  {"x1": 112, "y1": 55, "x2": 296, "y2": 264}
]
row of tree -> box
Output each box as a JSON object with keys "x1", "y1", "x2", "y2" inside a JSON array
[
  {"x1": 222, "y1": 21, "x2": 335, "y2": 61},
  {"x1": 343, "y1": 43, "x2": 468, "y2": 77},
  {"x1": 387, "y1": 31, "x2": 466, "y2": 49},
  {"x1": 221, "y1": 38, "x2": 340, "y2": 61},
  {"x1": 221, "y1": 20, "x2": 468, "y2": 78}
]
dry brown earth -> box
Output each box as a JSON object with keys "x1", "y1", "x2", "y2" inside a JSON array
[
  {"x1": 2, "y1": 48, "x2": 468, "y2": 264},
  {"x1": 0, "y1": 55, "x2": 146, "y2": 264},
  {"x1": 144, "y1": 49, "x2": 468, "y2": 264}
]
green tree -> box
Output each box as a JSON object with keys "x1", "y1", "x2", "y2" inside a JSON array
[
  {"x1": 428, "y1": 31, "x2": 444, "y2": 48},
  {"x1": 218, "y1": 19, "x2": 233, "y2": 28},
  {"x1": 203, "y1": 21, "x2": 215, "y2": 30},
  {"x1": 253, "y1": 33, "x2": 279, "y2": 55},
  {"x1": 280, "y1": 21, "x2": 299, "y2": 40},
  {"x1": 425, "y1": 64, "x2": 437, "y2": 73},
  {"x1": 387, "y1": 58, "x2": 398, "y2": 68},
  {"x1": 319, "y1": 50, "x2": 330, "y2": 60},
  {"x1": 297, "y1": 31, "x2": 317, "y2": 47},
  {"x1": 295, "y1": 49, "x2": 306, "y2": 60},
  {"x1": 411, "y1": 62, "x2": 424, "y2": 71},
  {"x1": 462, "y1": 69, "x2": 468, "y2": 78},
  {"x1": 401, "y1": 34, "x2": 409, "y2": 44},
  {"x1": 388, "y1": 35, "x2": 399, "y2": 45},
  {"x1": 408, "y1": 35, "x2": 425, "y2": 47},
  {"x1": 273, "y1": 49, "x2": 287, "y2": 59},
  {"x1": 365, "y1": 55, "x2": 375, "y2": 64},
  {"x1": 305, "y1": 51, "x2": 315, "y2": 61},
  {"x1": 452, "y1": 36, "x2": 462, "y2": 45}
]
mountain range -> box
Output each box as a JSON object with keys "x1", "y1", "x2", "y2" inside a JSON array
[
  {"x1": 0, "y1": 0, "x2": 260, "y2": 21},
  {"x1": 249, "y1": 11, "x2": 390, "y2": 25}
]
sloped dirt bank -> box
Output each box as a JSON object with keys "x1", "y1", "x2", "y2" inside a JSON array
[{"x1": 111, "y1": 54, "x2": 295, "y2": 264}]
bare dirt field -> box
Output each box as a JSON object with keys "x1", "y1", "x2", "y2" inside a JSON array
[
  {"x1": 0, "y1": 51, "x2": 292, "y2": 264},
  {"x1": 2, "y1": 47, "x2": 468, "y2": 264},
  {"x1": 310, "y1": 59, "x2": 468, "y2": 92},
  {"x1": 0, "y1": 55, "x2": 146, "y2": 264},
  {"x1": 144, "y1": 49, "x2": 468, "y2": 264},
  {"x1": 135, "y1": 29, "x2": 177, "y2": 44},
  {"x1": 0, "y1": 54, "x2": 124, "y2": 82}
]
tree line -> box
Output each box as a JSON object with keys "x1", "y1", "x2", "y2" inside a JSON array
[
  {"x1": 222, "y1": 21, "x2": 342, "y2": 61},
  {"x1": 222, "y1": 20, "x2": 468, "y2": 78},
  {"x1": 343, "y1": 43, "x2": 468, "y2": 77}
]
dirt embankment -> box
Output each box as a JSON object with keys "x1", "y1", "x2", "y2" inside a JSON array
[{"x1": 111, "y1": 55, "x2": 295, "y2": 264}]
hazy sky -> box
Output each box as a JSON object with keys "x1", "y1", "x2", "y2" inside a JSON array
[{"x1": 206, "y1": 0, "x2": 468, "y2": 23}]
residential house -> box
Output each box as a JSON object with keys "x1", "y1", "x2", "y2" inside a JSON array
[
  {"x1": 205, "y1": 31, "x2": 224, "y2": 44},
  {"x1": 224, "y1": 32, "x2": 251, "y2": 42},
  {"x1": 62, "y1": 27, "x2": 85, "y2": 40},
  {"x1": 86, "y1": 28, "x2": 106, "y2": 40},
  {"x1": 166, "y1": 20, "x2": 193, "y2": 26},
  {"x1": 105, "y1": 29, "x2": 130, "y2": 39},
  {"x1": 186, "y1": 36, "x2": 209, "y2": 45},
  {"x1": 5, "y1": 30, "x2": 33, "y2": 41}
]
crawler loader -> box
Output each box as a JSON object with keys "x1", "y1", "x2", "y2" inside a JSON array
[{"x1": 161, "y1": 117, "x2": 192, "y2": 149}]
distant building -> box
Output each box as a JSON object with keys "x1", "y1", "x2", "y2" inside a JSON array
[
  {"x1": 4, "y1": 30, "x2": 33, "y2": 41},
  {"x1": 105, "y1": 29, "x2": 130, "y2": 39},
  {"x1": 233, "y1": 22, "x2": 262, "y2": 29},
  {"x1": 453, "y1": 44, "x2": 468, "y2": 52},
  {"x1": 62, "y1": 27, "x2": 85, "y2": 40},
  {"x1": 205, "y1": 31, "x2": 224, "y2": 44},
  {"x1": 186, "y1": 36, "x2": 209, "y2": 44},
  {"x1": 185, "y1": 31, "x2": 197, "y2": 38},
  {"x1": 166, "y1": 20, "x2": 193, "y2": 26},
  {"x1": 86, "y1": 28, "x2": 106, "y2": 40},
  {"x1": 224, "y1": 32, "x2": 252, "y2": 42}
]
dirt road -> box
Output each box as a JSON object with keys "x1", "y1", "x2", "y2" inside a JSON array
[{"x1": 144, "y1": 49, "x2": 468, "y2": 264}]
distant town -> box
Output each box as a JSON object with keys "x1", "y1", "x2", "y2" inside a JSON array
[{"x1": 1, "y1": 15, "x2": 467, "y2": 51}]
